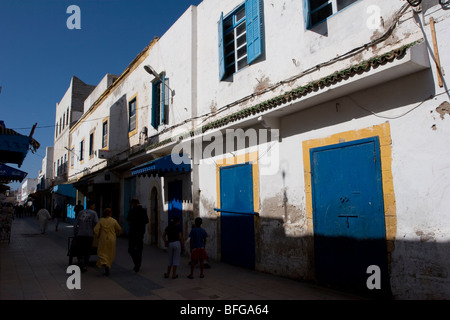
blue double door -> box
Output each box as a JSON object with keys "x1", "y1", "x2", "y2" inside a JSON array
[
  {"x1": 311, "y1": 137, "x2": 390, "y2": 296},
  {"x1": 220, "y1": 163, "x2": 255, "y2": 270}
]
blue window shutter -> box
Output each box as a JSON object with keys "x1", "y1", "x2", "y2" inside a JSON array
[
  {"x1": 218, "y1": 12, "x2": 225, "y2": 81},
  {"x1": 246, "y1": 0, "x2": 262, "y2": 65},
  {"x1": 151, "y1": 83, "x2": 158, "y2": 129},
  {"x1": 303, "y1": 0, "x2": 311, "y2": 30}
]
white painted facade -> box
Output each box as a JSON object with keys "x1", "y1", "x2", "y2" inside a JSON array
[
  {"x1": 20, "y1": 178, "x2": 38, "y2": 203},
  {"x1": 37, "y1": 146, "x2": 54, "y2": 190},
  {"x1": 63, "y1": 0, "x2": 450, "y2": 299},
  {"x1": 190, "y1": 0, "x2": 450, "y2": 299},
  {"x1": 53, "y1": 76, "x2": 95, "y2": 184}
]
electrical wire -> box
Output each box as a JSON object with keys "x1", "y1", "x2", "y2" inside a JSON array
[
  {"x1": 10, "y1": 3, "x2": 412, "y2": 135},
  {"x1": 347, "y1": 89, "x2": 450, "y2": 120}
]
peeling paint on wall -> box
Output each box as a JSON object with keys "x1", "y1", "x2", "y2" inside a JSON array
[
  {"x1": 436, "y1": 101, "x2": 450, "y2": 119},
  {"x1": 254, "y1": 76, "x2": 272, "y2": 93},
  {"x1": 255, "y1": 195, "x2": 313, "y2": 280}
]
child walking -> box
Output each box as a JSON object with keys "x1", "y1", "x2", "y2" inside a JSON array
[
  {"x1": 162, "y1": 216, "x2": 184, "y2": 279},
  {"x1": 187, "y1": 217, "x2": 208, "y2": 279}
]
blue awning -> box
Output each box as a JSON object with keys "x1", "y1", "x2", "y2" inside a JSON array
[
  {"x1": 0, "y1": 163, "x2": 28, "y2": 183},
  {"x1": 0, "y1": 125, "x2": 40, "y2": 167},
  {"x1": 131, "y1": 154, "x2": 191, "y2": 177},
  {"x1": 52, "y1": 183, "x2": 76, "y2": 198}
]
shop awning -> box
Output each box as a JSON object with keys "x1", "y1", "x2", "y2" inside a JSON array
[
  {"x1": 0, "y1": 125, "x2": 40, "y2": 167},
  {"x1": 0, "y1": 163, "x2": 28, "y2": 183},
  {"x1": 52, "y1": 183, "x2": 76, "y2": 198},
  {"x1": 131, "y1": 154, "x2": 191, "y2": 177}
]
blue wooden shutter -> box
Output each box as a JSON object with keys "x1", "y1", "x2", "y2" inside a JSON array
[
  {"x1": 218, "y1": 12, "x2": 225, "y2": 81},
  {"x1": 303, "y1": 0, "x2": 311, "y2": 30},
  {"x1": 245, "y1": 0, "x2": 262, "y2": 65},
  {"x1": 151, "y1": 83, "x2": 158, "y2": 129}
]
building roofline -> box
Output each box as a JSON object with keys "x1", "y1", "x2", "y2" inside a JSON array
[{"x1": 70, "y1": 37, "x2": 159, "y2": 133}]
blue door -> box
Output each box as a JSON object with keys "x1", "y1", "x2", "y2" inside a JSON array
[
  {"x1": 168, "y1": 180, "x2": 183, "y2": 232},
  {"x1": 311, "y1": 137, "x2": 390, "y2": 296},
  {"x1": 220, "y1": 163, "x2": 255, "y2": 270}
]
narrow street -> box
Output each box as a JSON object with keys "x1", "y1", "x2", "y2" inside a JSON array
[{"x1": 0, "y1": 216, "x2": 365, "y2": 302}]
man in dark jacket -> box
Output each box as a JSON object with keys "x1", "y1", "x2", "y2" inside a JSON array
[{"x1": 127, "y1": 198, "x2": 149, "y2": 272}]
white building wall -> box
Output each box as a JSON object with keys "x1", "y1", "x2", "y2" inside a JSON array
[
  {"x1": 54, "y1": 77, "x2": 94, "y2": 183},
  {"x1": 194, "y1": 0, "x2": 423, "y2": 123},
  {"x1": 193, "y1": 0, "x2": 450, "y2": 299},
  {"x1": 54, "y1": 81, "x2": 73, "y2": 181},
  {"x1": 63, "y1": 0, "x2": 450, "y2": 298},
  {"x1": 21, "y1": 178, "x2": 38, "y2": 203}
]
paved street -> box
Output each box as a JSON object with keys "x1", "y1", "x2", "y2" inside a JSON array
[{"x1": 0, "y1": 216, "x2": 366, "y2": 304}]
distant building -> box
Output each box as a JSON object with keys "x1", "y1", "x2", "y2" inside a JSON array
[
  {"x1": 21, "y1": 178, "x2": 38, "y2": 204},
  {"x1": 53, "y1": 76, "x2": 95, "y2": 184},
  {"x1": 51, "y1": 76, "x2": 95, "y2": 217}
]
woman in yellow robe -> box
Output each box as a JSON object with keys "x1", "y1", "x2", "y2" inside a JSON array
[{"x1": 94, "y1": 208, "x2": 122, "y2": 276}]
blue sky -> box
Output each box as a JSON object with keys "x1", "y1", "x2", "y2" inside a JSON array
[{"x1": 0, "y1": 0, "x2": 203, "y2": 190}]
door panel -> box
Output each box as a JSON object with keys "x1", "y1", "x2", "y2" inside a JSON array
[
  {"x1": 220, "y1": 163, "x2": 255, "y2": 269},
  {"x1": 311, "y1": 137, "x2": 390, "y2": 296}
]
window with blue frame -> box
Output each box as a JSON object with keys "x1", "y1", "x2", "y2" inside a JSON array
[
  {"x1": 102, "y1": 120, "x2": 108, "y2": 148},
  {"x1": 128, "y1": 97, "x2": 137, "y2": 133},
  {"x1": 218, "y1": 0, "x2": 263, "y2": 80},
  {"x1": 304, "y1": 0, "x2": 359, "y2": 29},
  {"x1": 151, "y1": 74, "x2": 170, "y2": 129}
]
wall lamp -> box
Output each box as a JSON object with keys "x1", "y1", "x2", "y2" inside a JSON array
[
  {"x1": 144, "y1": 65, "x2": 175, "y2": 103},
  {"x1": 65, "y1": 146, "x2": 80, "y2": 160}
]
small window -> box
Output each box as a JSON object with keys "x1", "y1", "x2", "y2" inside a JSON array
[
  {"x1": 64, "y1": 154, "x2": 67, "y2": 173},
  {"x1": 102, "y1": 120, "x2": 108, "y2": 148},
  {"x1": 66, "y1": 108, "x2": 69, "y2": 126},
  {"x1": 70, "y1": 146, "x2": 74, "y2": 168},
  {"x1": 89, "y1": 132, "x2": 94, "y2": 158},
  {"x1": 80, "y1": 139, "x2": 84, "y2": 161},
  {"x1": 218, "y1": 0, "x2": 263, "y2": 80},
  {"x1": 151, "y1": 75, "x2": 169, "y2": 129},
  {"x1": 304, "y1": 0, "x2": 359, "y2": 29},
  {"x1": 129, "y1": 98, "x2": 137, "y2": 133}
]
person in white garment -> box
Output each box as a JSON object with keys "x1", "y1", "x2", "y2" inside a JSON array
[{"x1": 36, "y1": 207, "x2": 52, "y2": 234}]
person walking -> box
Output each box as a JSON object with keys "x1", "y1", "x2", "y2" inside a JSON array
[
  {"x1": 126, "y1": 198, "x2": 148, "y2": 272},
  {"x1": 162, "y1": 216, "x2": 184, "y2": 279},
  {"x1": 74, "y1": 200, "x2": 84, "y2": 220},
  {"x1": 94, "y1": 208, "x2": 122, "y2": 276},
  {"x1": 53, "y1": 203, "x2": 62, "y2": 232},
  {"x1": 188, "y1": 217, "x2": 208, "y2": 279},
  {"x1": 36, "y1": 207, "x2": 51, "y2": 234},
  {"x1": 73, "y1": 200, "x2": 98, "y2": 272}
]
